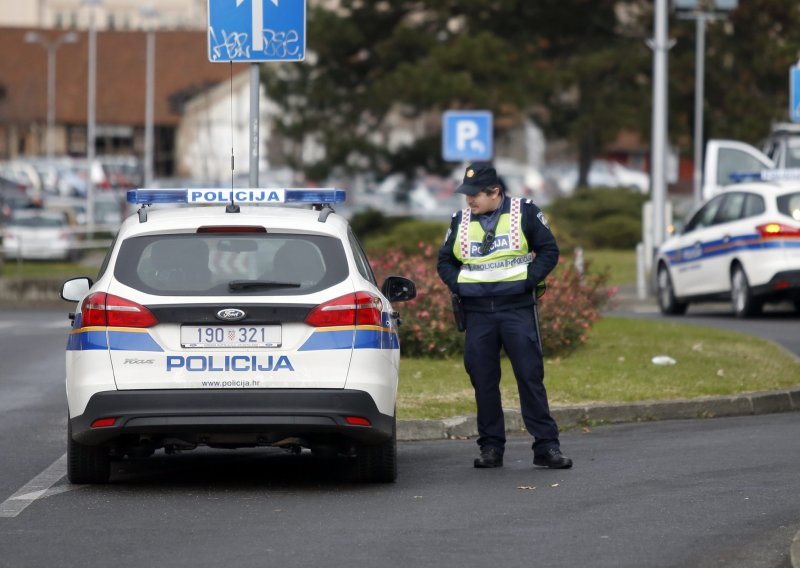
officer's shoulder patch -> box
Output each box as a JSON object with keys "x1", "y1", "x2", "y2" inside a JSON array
[
  {"x1": 537, "y1": 211, "x2": 551, "y2": 230},
  {"x1": 525, "y1": 199, "x2": 533, "y2": 205}
]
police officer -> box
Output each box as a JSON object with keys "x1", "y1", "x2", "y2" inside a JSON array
[{"x1": 437, "y1": 162, "x2": 572, "y2": 469}]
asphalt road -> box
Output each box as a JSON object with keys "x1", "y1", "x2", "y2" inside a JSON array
[{"x1": 1, "y1": 309, "x2": 799, "y2": 568}]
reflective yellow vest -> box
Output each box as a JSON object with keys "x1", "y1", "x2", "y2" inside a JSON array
[{"x1": 453, "y1": 197, "x2": 532, "y2": 295}]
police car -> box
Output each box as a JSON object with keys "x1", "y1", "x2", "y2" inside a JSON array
[
  {"x1": 60, "y1": 187, "x2": 416, "y2": 483},
  {"x1": 655, "y1": 176, "x2": 800, "y2": 317}
]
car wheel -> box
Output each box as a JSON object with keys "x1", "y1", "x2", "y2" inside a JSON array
[
  {"x1": 656, "y1": 265, "x2": 687, "y2": 315},
  {"x1": 67, "y1": 420, "x2": 110, "y2": 484},
  {"x1": 731, "y1": 265, "x2": 761, "y2": 318},
  {"x1": 355, "y1": 416, "x2": 397, "y2": 483}
]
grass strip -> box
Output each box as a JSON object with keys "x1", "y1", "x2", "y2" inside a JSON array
[{"x1": 397, "y1": 316, "x2": 799, "y2": 420}]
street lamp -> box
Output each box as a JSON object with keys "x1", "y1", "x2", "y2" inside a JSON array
[
  {"x1": 140, "y1": 6, "x2": 159, "y2": 187},
  {"x1": 82, "y1": 0, "x2": 102, "y2": 232},
  {"x1": 24, "y1": 30, "x2": 78, "y2": 161},
  {"x1": 675, "y1": 0, "x2": 739, "y2": 205}
]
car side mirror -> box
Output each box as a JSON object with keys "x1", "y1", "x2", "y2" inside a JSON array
[
  {"x1": 381, "y1": 276, "x2": 416, "y2": 303},
  {"x1": 61, "y1": 277, "x2": 93, "y2": 302}
]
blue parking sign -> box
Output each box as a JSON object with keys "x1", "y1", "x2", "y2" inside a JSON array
[
  {"x1": 442, "y1": 111, "x2": 493, "y2": 162},
  {"x1": 791, "y1": 66, "x2": 800, "y2": 122},
  {"x1": 208, "y1": 0, "x2": 306, "y2": 62}
]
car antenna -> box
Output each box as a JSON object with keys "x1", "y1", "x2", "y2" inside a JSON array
[{"x1": 226, "y1": 60, "x2": 239, "y2": 214}]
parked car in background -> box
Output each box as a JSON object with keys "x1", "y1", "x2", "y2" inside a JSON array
[
  {"x1": 1, "y1": 209, "x2": 79, "y2": 261},
  {"x1": 545, "y1": 159, "x2": 650, "y2": 195},
  {"x1": 0, "y1": 187, "x2": 36, "y2": 225},
  {"x1": 702, "y1": 124, "x2": 800, "y2": 199},
  {"x1": 655, "y1": 180, "x2": 800, "y2": 317},
  {"x1": 98, "y1": 155, "x2": 143, "y2": 189}
]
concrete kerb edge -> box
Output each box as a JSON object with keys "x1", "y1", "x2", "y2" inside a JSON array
[{"x1": 397, "y1": 388, "x2": 800, "y2": 441}]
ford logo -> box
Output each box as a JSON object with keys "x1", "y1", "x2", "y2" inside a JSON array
[{"x1": 216, "y1": 308, "x2": 246, "y2": 322}]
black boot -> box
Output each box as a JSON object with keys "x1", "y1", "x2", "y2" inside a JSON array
[
  {"x1": 474, "y1": 447, "x2": 503, "y2": 468},
  {"x1": 533, "y1": 448, "x2": 573, "y2": 469}
]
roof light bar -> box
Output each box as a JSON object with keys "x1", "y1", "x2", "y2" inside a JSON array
[
  {"x1": 126, "y1": 188, "x2": 347, "y2": 205},
  {"x1": 729, "y1": 169, "x2": 800, "y2": 183}
]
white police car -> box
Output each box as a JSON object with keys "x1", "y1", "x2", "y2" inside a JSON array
[
  {"x1": 655, "y1": 177, "x2": 800, "y2": 317},
  {"x1": 60, "y1": 188, "x2": 416, "y2": 483}
]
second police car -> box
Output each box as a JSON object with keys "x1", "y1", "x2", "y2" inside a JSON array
[
  {"x1": 61, "y1": 187, "x2": 416, "y2": 483},
  {"x1": 655, "y1": 175, "x2": 800, "y2": 317}
]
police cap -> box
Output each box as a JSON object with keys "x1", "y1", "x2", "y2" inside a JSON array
[{"x1": 456, "y1": 162, "x2": 500, "y2": 196}]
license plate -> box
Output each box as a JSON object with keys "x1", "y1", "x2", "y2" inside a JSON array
[{"x1": 180, "y1": 325, "x2": 282, "y2": 348}]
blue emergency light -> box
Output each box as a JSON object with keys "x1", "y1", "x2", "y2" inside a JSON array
[
  {"x1": 729, "y1": 169, "x2": 800, "y2": 183},
  {"x1": 126, "y1": 188, "x2": 347, "y2": 205}
]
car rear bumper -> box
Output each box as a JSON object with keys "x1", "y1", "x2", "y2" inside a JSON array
[
  {"x1": 752, "y1": 270, "x2": 800, "y2": 300},
  {"x1": 70, "y1": 388, "x2": 394, "y2": 446}
]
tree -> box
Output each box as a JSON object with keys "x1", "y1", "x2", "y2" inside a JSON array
[
  {"x1": 263, "y1": 1, "x2": 652, "y2": 182},
  {"x1": 265, "y1": 1, "x2": 800, "y2": 183},
  {"x1": 669, "y1": 0, "x2": 800, "y2": 148}
]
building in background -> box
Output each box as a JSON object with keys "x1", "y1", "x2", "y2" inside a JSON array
[
  {"x1": 0, "y1": 27, "x2": 243, "y2": 178},
  {"x1": 0, "y1": 0, "x2": 206, "y2": 30}
]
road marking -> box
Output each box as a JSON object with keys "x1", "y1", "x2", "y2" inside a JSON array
[{"x1": 0, "y1": 453, "x2": 84, "y2": 518}]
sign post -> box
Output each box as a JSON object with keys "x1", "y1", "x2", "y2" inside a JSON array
[
  {"x1": 442, "y1": 111, "x2": 493, "y2": 162},
  {"x1": 207, "y1": 0, "x2": 306, "y2": 187}
]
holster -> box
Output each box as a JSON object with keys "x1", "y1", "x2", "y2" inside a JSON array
[{"x1": 451, "y1": 293, "x2": 466, "y2": 332}]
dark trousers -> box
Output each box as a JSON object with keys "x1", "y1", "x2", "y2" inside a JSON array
[{"x1": 463, "y1": 308, "x2": 560, "y2": 455}]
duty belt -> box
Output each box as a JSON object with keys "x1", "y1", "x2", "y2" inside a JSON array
[{"x1": 462, "y1": 253, "x2": 533, "y2": 272}]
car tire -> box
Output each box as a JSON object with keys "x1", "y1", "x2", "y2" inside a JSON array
[
  {"x1": 67, "y1": 420, "x2": 110, "y2": 484},
  {"x1": 657, "y1": 265, "x2": 688, "y2": 315},
  {"x1": 731, "y1": 265, "x2": 761, "y2": 318},
  {"x1": 355, "y1": 416, "x2": 397, "y2": 483}
]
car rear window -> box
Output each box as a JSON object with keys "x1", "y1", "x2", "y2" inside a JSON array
[
  {"x1": 114, "y1": 233, "x2": 348, "y2": 296},
  {"x1": 777, "y1": 192, "x2": 800, "y2": 222}
]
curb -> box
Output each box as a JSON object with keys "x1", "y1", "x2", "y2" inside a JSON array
[
  {"x1": 397, "y1": 388, "x2": 800, "y2": 441},
  {"x1": 792, "y1": 526, "x2": 800, "y2": 568}
]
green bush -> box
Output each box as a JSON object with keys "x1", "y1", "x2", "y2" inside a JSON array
[
  {"x1": 546, "y1": 187, "x2": 647, "y2": 250},
  {"x1": 583, "y1": 214, "x2": 641, "y2": 249},
  {"x1": 362, "y1": 218, "x2": 449, "y2": 254},
  {"x1": 349, "y1": 208, "x2": 407, "y2": 241},
  {"x1": 369, "y1": 243, "x2": 613, "y2": 359}
]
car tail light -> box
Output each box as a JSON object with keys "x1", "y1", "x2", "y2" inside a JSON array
[
  {"x1": 304, "y1": 292, "x2": 383, "y2": 327},
  {"x1": 80, "y1": 292, "x2": 158, "y2": 328},
  {"x1": 756, "y1": 222, "x2": 800, "y2": 238},
  {"x1": 197, "y1": 226, "x2": 266, "y2": 233},
  {"x1": 345, "y1": 416, "x2": 371, "y2": 426}
]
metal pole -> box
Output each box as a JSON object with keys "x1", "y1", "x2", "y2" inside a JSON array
[
  {"x1": 46, "y1": 45, "x2": 56, "y2": 161},
  {"x1": 144, "y1": 29, "x2": 155, "y2": 187},
  {"x1": 692, "y1": 14, "x2": 707, "y2": 205},
  {"x1": 249, "y1": 63, "x2": 260, "y2": 187},
  {"x1": 650, "y1": 0, "x2": 669, "y2": 252},
  {"x1": 87, "y1": 6, "x2": 97, "y2": 232}
]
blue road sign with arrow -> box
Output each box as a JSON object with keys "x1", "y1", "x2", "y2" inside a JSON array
[{"x1": 208, "y1": 0, "x2": 306, "y2": 62}]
